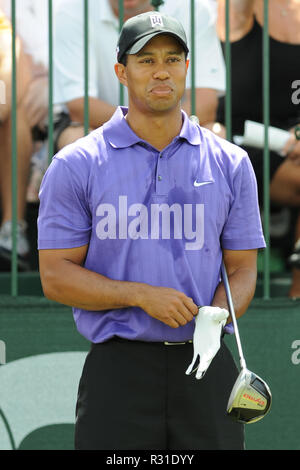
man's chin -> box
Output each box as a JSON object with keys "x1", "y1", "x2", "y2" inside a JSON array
[{"x1": 147, "y1": 99, "x2": 178, "y2": 113}]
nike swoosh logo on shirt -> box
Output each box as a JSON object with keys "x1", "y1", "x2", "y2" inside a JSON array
[{"x1": 194, "y1": 181, "x2": 213, "y2": 187}]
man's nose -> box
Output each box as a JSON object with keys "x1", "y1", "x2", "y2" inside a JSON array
[{"x1": 152, "y1": 68, "x2": 171, "y2": 80}]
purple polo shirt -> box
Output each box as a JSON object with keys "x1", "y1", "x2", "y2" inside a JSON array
[{"x1": 38, "y1": 106, "x2": 265, "y2": 343}]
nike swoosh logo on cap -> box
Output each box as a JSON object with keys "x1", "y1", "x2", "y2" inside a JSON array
[{"x1": 194, "y1": 180, "x2": 213, "y2": 187}]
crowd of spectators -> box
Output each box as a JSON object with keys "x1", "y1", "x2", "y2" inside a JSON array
[
  {"x1": 0, "y1": 0, "x2": 299, "y2": 298},
  {"x1": 215, "y1": 0, "x2": 300, "y2": 298},
  {"x1": 0, "y1": 0, "x2": 56, "y2": 270}
]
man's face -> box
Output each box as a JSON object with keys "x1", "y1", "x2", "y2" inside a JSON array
[
  {"x1": 109, "y1": 0, "x2": 152, "y2": 18},
  {"x1": 117, "y1": 34, "x2": 188, "y2": 115}
]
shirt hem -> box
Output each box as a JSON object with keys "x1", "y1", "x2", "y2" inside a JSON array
[
  {"x1": 221, "y1": 239, "x2": 266, "y2": 250},
  {"x1": 38, "y1": 239, "x2": 90, "y2": 249}
]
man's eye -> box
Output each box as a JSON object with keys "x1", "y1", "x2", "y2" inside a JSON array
[
  {"x1": 167, "y1": 57, "x2": 181, "y2": 63},
  {"x1": 140, "y1": 58, "x2": 153, "y2": 64}
]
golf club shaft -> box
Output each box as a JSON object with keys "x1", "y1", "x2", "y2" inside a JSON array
[{"x1": 221, "y1": 261, "x2": 247, "y2": 370}]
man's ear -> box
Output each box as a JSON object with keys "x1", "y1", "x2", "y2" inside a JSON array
[
  {"x1": 186, "y1": 59, "x2": 190, "y2": 71},
  {"x1": 114, "y1": 63, "x2": 128, "y2": 87}
]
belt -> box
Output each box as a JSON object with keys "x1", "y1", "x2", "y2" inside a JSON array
[
  {"x1": 164, "y1": 340, "x2": 193, "y2": 346},
  {"x1": 104, "y1": 337, "x2": 193, "y2": 346}
]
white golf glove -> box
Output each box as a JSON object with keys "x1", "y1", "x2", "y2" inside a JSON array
[{"x1": 185, "y1": 306, "x2": 229, "y2": 380}]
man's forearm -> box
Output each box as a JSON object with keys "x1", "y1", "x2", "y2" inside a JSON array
[
  {"x1": 211, "y1": 267, "x2": 257, "y2": 321},
  {"x1": 42, "y1": 258, "x2": 148, "y2": 311},
  {"x1": 41, "y1": 257, "x2": 199, "y2": 328}
]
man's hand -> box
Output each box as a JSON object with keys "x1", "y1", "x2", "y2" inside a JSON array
[{"x1": 138, "y1": 285, "x2": 199, "y2": 329}]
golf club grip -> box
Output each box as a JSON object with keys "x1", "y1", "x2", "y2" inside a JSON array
[{"x1": 221, "y1": 261, "x2": 247, "y2": 370}]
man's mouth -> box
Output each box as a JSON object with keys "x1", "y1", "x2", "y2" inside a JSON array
[{"x1": 150, "y1": 85, "x2": 173, "y2": 96}]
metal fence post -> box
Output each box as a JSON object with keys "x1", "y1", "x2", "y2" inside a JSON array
[
  {"x1": 118, "y1": 0, "x2": 124, "y2": 106},
  {"x1": 84, "y1": 0, "x2": 89, "y2": 135},
  {"x1": 11, "y1": 0, "x2": 18, "y2": 296},
  {"x1": 190, "y1": 0, "x2": 196, "y2": 117},
  {"x1": 225, "y1": 0, "x2": 232, "y2": 142},
  {"x1": 263, "y1": 0, "x2": 270, "y2": 299},
  {"x1": 48, "y1": 0, "x2": 54, "y2": 164}
]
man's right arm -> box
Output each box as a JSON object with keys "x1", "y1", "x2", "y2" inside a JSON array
[{"x1": 39, "y1": 246, "x2": 198, "y2": 329}]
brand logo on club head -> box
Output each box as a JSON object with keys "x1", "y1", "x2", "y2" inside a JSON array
[{"x1": 243, "y1": 393, "x2": 265, "y2": 407}]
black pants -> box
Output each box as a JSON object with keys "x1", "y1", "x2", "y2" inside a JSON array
[{"x1": 75, "y1": 338, "x2": 244, "y2": 450}]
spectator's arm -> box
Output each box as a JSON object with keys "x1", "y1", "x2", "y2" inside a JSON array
[
  {"x1": 182, "y1": 88, "x2": 218, "y2": 127},
  {"x1": 23, "y1": 63, "x2": 49, "y2": 129},
  {"x1": 67, "y1": 96, "x2": 117, "y2": 130},
  {"x1": 0, "y1": 11, "x2": 31, "y2": 122},
  {"x1": 216, "y1": 0, "x2": 255, "y2": 41}
]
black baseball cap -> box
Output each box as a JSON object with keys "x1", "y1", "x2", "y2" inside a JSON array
[{"x1": 117, "y1": 11, "x2": 189, "y2": 65}]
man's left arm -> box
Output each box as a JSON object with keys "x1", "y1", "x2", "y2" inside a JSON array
[{"x1": 212, "y1": 248, "x2": 258, "y2": 321}]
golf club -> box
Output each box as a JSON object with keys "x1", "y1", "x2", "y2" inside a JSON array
[{"x1": 221, "y1": 261, "x2": 272, "y2": 424}]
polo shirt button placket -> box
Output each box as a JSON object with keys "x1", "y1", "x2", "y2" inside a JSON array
[
  {"x1": 155, "y1": 152, "x2": 169, "y2": 196},
  {"x1": 158, "y1": 153, "x2": 163, "y2": 184}
]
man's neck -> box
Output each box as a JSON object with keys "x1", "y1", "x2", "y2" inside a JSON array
[{"x1": 125, "y1": 107, "x2": 183, "y2": 151}]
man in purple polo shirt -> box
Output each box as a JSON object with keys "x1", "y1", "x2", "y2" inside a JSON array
[{"x1": 38, "y1": 12, "x2": 265, "y2": 450}]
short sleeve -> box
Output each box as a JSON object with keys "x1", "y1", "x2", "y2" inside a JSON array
[
  {"x1": 221, "y1": 153, "x2": 266, "y2": 250},
  {"x1": 37, "y1": 156, "x2": 92, "y2": 249}
]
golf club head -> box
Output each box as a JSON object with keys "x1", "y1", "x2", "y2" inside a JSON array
[{"x1": 227, "y1": 368, "x2": 272, "y2": 424}]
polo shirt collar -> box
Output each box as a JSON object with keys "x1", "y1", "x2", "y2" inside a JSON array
[
  {"x1": 180, "y1": 111, "x2": 201, "y2": 146},
  {"x1": 103, "y1": 106, "x2": 201, "y2": 149},
  {"x1": 104, "y1": 107, "x2": 143, "y2": 148}
]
